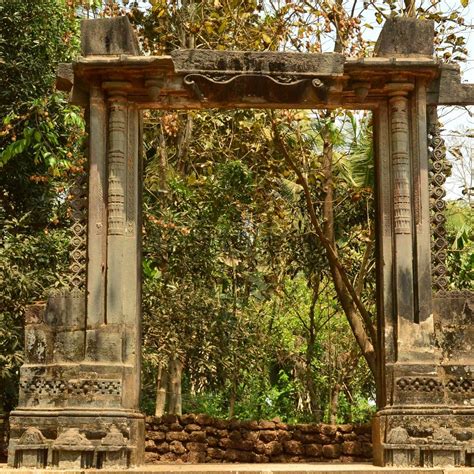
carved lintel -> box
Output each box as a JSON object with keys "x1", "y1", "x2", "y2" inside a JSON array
[{"x1": 182, "y1": 73, "x2": 328, "y2": 103}]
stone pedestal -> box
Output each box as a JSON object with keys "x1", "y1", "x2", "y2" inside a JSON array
[
  {"x1": 373, "y1": 293, "x2": 474, "y2": 467},
  {"x1": 7, "y1": 292, "x2": 144, "y2": 468}
]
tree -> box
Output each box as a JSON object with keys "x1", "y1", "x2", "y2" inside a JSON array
[{"x1": 0, "y1": 0, "x2": 83, "y2": 412}]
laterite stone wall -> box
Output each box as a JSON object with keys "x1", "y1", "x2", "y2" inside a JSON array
[{"x1": 145, "y1": 414, "x2": 372, "y2": 464}]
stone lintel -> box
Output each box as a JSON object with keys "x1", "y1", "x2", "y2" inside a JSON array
[
  {"x1": 375, "y1": 17, "x2": 435, "y2": 58},
  {"x1": 81, "y1": 17, "x2": 139, "y2": 56},
  {"x1": 171, "y1": 49, "x2": 345, "y2": 76}
]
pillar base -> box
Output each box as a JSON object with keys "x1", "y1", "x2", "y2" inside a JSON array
[
  {"x1": 373, "y1": 407, "x2": 474, "y2": 467},
  {"x1": 7, "y1": 409, "x2": 144, "y2": 469}
]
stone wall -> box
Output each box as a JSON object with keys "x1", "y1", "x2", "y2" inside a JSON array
[{"x1": 145, "y1": 415, "x2": 372, "y2": 464}]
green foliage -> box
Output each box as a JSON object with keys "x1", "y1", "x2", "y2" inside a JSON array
[
  {"x1": 445, "y1": 201, "x2": 474, "y2": 289},
  {"x1": 0, "y1": 215, "x2": 70, "y2": 411},
  {"x1": 0, "y1": 0, "x2": 82, "y2": 412}
]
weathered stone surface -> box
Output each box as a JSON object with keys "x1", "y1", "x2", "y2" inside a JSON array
[
  {"x1": 169, "y1": 440, "x2": 186, "y2": 454},
  {"x1": 259, "y1": 430, "x2": 278, "y2": 442},
  {"x1": 187, "y1": 442, "x2": 207, "y2": 452},
  {"x1": 323, "y1": 443, "x2": 342, "y2": 459},
  {"x1": 155, "y1": 442, "x2": 169, "y2": 454},
  {"x1": 185, "y1": 423, "x2": 202, "y2": 432},
  {"x1": 166, "y1": 431, "x2": 189, "y2": 442},
  {"x1": 147, "y1": 430, "x2": 166, "y2": 442},
  {"x1": 171, "y1": 50, "x2": 344, "y2": 77},
  {"x1": 144, "y1": 451, "x2": 159, "y2": 463},
  {"x1": 305, "y1": 443, "x2": 323, "y2": 457},
  {"x1": 374, "y1": 17, "x2": 434, "y2": 57},
  {"x1": 283, "y1": 440, "x2": 304, "y2": 455},
  {"x1": 263, "y1": 441, "x2": 283, "y2": 456},
  {"x1": 189, "y1": 431, "x2": 206, "y2": 442},
  {"x1": 81, "y1": 17, "x2": 139, "y2": 56}
]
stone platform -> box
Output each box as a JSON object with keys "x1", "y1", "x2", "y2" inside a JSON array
[{"x1": 1, "y1": 464, "x2": 473, "y2": 473}]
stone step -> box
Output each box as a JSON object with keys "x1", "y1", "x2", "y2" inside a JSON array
[{"x1": 0, "y1": 463, "x2": 473, "y2": 474}]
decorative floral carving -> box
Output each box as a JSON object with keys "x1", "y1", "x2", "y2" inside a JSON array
[
  {"x1": 20, "y1": 379, "x2": 121, "y2": 397},
  {"x1": 18, "y1": 427, "x2": 46, "y2": 446},
  {"x1": 396, "y1": 377, "x2": 443, "y2": 392},
  {"x1": 68, "y1": 173, "x2": 87, "y2": 289},
  {"x1": 428, "y1": 107, "x2": 451, "y2": 292},
  {"x1": 446, "y1": 377, "x2": 473, "y2": 393}
]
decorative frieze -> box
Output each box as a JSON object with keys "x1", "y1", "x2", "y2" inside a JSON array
[
  {"x1": 68, "y1": 173, "x2": 87, "y2": 289},
  {"x1": 20, "y1": 379, "x2": 121, "y2": 397},
  {"x1": 396, "y1": 377, "x2": 443, "y2": 392},
  {"x1": 427, "y1": 106, "x2": 450, "y2": 291}
]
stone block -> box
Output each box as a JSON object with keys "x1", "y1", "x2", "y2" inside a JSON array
[
  {"x1": 263, "y1": 440, "x2": 283, "y2": 456},
  {"x1": 189, "y1": 430, "x2": 206, "y2": 442},
  {"x1": 187, "y1": 451, "x2": 206, "y2": 463},
  {"x1": 338, "y1": 423, "x2": 354, "y2": 433},
  {"x1": 159, "y1": 452, "x2": 177, "y2": 462},
  {"x1": 229, "y1": 439, "x2": 254, "y2": 451},
  {"x1": 184, "y1": 423, "x2": 201, "y2": 432},
  {"x1": 144, "y1": 452, "x2": 159, "y2": 463},
  {"x1": 169, "y1": 440, "x2": 186, "y2": 454},
  {"x1": 206, "y1": 447, "x2": 224, "y2": 459},
  {"x1": 305, "y1": 443, "x2": 323, "y2": 457},
  {"x1": 375, "y1": 18, "x2": 434, "y2": 57},
  {"x1": 155, "y1": 441, "x2": 169, "y2": 454},
  {"x1": 85, "y1": 327, "x2": 122, "y2": 362},
  {"x1": 223, "y1": 448, "x2": 256, "y2": 462},
  {"x1": 259, "y1": 420, "x2": 276, "y2": 430},
  {"x1": 144, "y1": 439, "x2": 156, "y2": 451},
  {"x1": 24, "y1": 325, "x2": 54, "y2": 364},
  {"x1": 259, "y1": 430, "x2": 278, "y2": 442},
  {"x1": 81, "y1": 17, "x2": 139, "y2": 56},
  {"x1": 166, "y1": 431, "x2": 189, "y2": 442},
  {"x1": 147, "y1": 431, "x2": 166, "y2": 442},
  {"x1": 186, "y1": 442, "x2": 206, "y2": 452},
  {"x1": 320, "y1": 423, "x2": 338, "y2": 436},
  {"x1": 196, "y1": 414, "x2": 213, "y2": 425},
  {"x1": 53, "y1": 329, "x2": 84, "y2": 363},
  {"x1": 322, "y1": 443, "x2": 342, "y2": 459},
  {"x1": 283, "y1": 440, "x2": 304, "y2": 455}
]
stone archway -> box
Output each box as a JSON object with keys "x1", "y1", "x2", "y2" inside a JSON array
[{"x1": 7, "y1": 16, "x2": 474, "y2": 469}]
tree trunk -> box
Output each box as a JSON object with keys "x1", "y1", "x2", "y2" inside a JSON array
[
  {"x1": 320, "y1": 121, "x2": 377, "y2": 375},
  {"x1": 306, "y1": 283, "x2": 321, "y2": 419},
  {"x1": 155, "y1": 363, "x2": 168, "y2": 417},
  {"x1": 168, "y1": 355, "x2": 183, "y2": 415},
  {"x1": 329, "y1": 382, "x2": 341, "y2": 424},
  {"x1": 271, "y1": 119, "x2": 377, "y2": 376}
]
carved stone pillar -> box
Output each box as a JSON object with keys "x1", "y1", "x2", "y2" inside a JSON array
[
  {"x1": 8, "y1": 83, "x2": 144, "y2": 470},
  {"x1": 373, "y1": 79, "x2": 473, "y2": 467}
]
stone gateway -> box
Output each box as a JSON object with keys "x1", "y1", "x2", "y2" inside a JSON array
[{"x1": 7, "y1": 16, "x2": 474, "y2": 469}]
